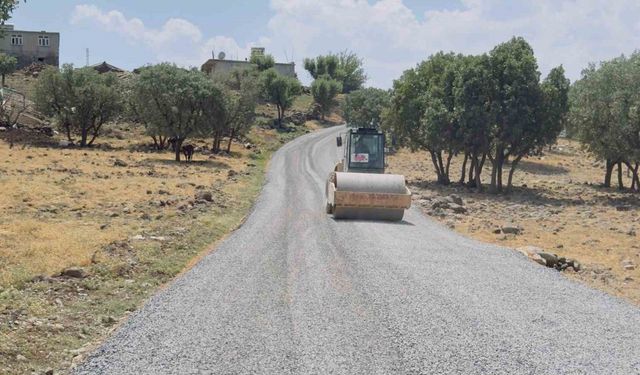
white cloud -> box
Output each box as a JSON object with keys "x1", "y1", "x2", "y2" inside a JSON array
[
  {"x1": 70, "y1": 1, "x2": 640, "y2": 87},
  {"x1": 70, "y1": 4, "x2": 263, "y2": 67},
  {"x1": 266, "y1": 0, "x2": 640, "y2": 87}
]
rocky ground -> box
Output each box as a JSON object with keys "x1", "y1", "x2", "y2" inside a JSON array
[{"x1": 387, "y1": 138, "x2": 640, "y2": 306}]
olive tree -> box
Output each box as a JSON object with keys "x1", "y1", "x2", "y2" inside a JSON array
[
  {"x1": 130, "y1": 63, "x2": 221, "y2": 161},
  {"x1": 385, "y1": 37, "x2": 568, "y2": 192},
  {"x1": 261, "y1": 68, "x2": 301, "y2": 127},
  {"x1": 250, "y1": 54, "x2": 275, "y2": 72},
  {"x1": 304, "y1": 51, "x2": 366, "y2": 93},
  {"x1": 209, "y1": 69, "x2": 258, "y2": 153},
  {"x1": 342, "y1": 87, "x2": 390, "y2": 128},
  {"x1": 311, "y1": 77, "x2": 341, "y2": 121},
  {"x1": 34, "y1": 64, "x2": 122, "y2": 147},
  {"x1": 569, "y1": 53, "x2": 640, "y2": 190}
]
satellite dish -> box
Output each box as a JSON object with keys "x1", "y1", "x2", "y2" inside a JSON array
[{"x1": 218, "y1": 51, "x2": 226, "y2": 60}]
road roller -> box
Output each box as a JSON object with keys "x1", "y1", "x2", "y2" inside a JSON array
[{"x1": 325, "y1": 127, "x2": 411, "y2": 221}]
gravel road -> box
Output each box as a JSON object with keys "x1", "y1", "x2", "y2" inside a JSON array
[{"x1": 75, "y1": 126, "x2": 640, "y2": 375}]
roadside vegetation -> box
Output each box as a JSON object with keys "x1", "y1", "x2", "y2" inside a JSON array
[
  {"x1": 0, "y1": 41, "x2": 325, "y2": 372},
  {"x1": 373, "y1": 38, "x2": 640, "y2": 306}
]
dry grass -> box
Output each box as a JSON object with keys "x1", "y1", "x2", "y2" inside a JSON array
[
  {"x1": 0, "y1": 125, "x2": 254, "y2": 287},
  {"x1": 0, "y1": 117, "x2": 315, "y2": 374},
  {"x1": 388, "y1": 138, "x2": 640, "y2": 306}
]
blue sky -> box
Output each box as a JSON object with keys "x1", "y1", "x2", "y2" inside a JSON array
[{"x1": 9, "y1": 0, "x2": 640, "y2": 88}]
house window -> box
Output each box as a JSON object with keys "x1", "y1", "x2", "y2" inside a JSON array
[
  {"x1": 10, "y1": 34, "x2": 22, "y2": 46},
  {"x1": 38, "y1": 35, "x2": 50, "y2": 47}
]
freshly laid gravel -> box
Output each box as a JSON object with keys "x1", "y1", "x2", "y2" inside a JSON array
[{"x1": 74, "y1": 126, "x2": 640, "y2": 375}]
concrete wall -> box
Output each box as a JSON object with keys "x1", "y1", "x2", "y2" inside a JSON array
[
  {"x1": 201, "y1": 59, "x2": 296, "y2": 78},
  {"x1": 0, "y1": 26, "x2": 60, "y2": 68}
]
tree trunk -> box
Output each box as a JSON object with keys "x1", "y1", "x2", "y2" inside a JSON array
[
  {"x1": 151, "y1": 135, "x2": 160, "y2": 150},
  {"x1": 436, "y1": 152, "x2": 449, "y2": 185},
  {"x1": 475, "y1": 154, "x2": 484, "y2": 192},
  {"x1": 467, "y1": 155, "x2": 476, "y2": 186},
  {"x1": 497, "y1": 155, "x2": 504, "y2": 192},
  {"x1": 617, "y1": 161, "x2": 624, "y2": 190},
  {"x1": 604, "y1": 159, "x2": 614, "y2": 187},
  {"x1": 2, "y1": 74, "x2": 5, "y2": 87},
  {"x1": 445, "y1": 152, "x2": 453, "y2": 181},
  {"x1": 507, "y1": 154, "x2": 524, "y2": 192},
  {"x1": 633, "y1": 163, "x2": 640, "y2": 191},
  {"x1": 174, "y1": 138, "x2": 184, "y2": 161},
  {"x1": 429, "y1": 151, "x2": 447, "y2": 184},
  {"x1": 277, "y1": 105, "x2": 283, "y2": 127},
  {"x1": 80, "y1": 127, "x2": 88, "y2": 148},
  {"x1": 460, "y1": 152, "x2": 468, "y2": 184},
  {"x1": 64, "y1": 123, "x2": 72, "y2": 142},
  {"x1": 226, "y1": 129, "x2": 235, "y2": 153}
]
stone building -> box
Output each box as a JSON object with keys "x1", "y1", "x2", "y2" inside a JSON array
[
  {"x1": 201, "y1": 47, "x2": 296, "y2": 78},
  {"x1": 0, "y1": 25, "x2": 60, "y2": 68}
]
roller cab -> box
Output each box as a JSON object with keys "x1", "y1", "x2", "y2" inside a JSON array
[{"x1": 325, "y1": 128, "x2": 411, "y2": 221}]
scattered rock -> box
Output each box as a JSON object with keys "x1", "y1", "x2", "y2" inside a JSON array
[
  {"x1": 62, "y1": 267, "x2": 87, "y2": 279},
  {"x1": 101, "y1": 315, "x2": 116, "y2": 325},
  {"x1": 530, "y1": 253, "x2": 549, "y2": 266},
  {"x1": 0, "y1": 126, "x2": 6, "y2": 132},
  {"x1": 131, "y1": 234, "x2": 145, "y2": 241},
  {"x1": 449, "y1": 203, "x2": 467, "y2": 214},
  {"x1": 195, "y1": 191, "x2": 213, "y2": 202},
  {"x1": 501, "y1": 225, "x2": 522, "y2": 235},
  {"x1": 448, "y1": 194, "x2": 463, "y2": 206},
  {"x1": 58, "y1": 140, "x2": 72, "y2": 147},
  {"x1": 538, "y1": 252, "x2": 558, "y2": 268},
  {"x1": 31, "y1": 274, "x2": 55, "y2": 283},
  {"x1": 622, "y1": 259, "x2": 636, "y2": 271},
  {"x1": 431, "y1": 198, "x2": 450, "y2": 210},
  {"x1": 148, "y1": 236, "x2": 167, "y2": 242},
  {"x1": 113, "y1": 159, "x2": 128, "y2": 167},
  {"x1": 16, "y1": 354, "x2": 26, "y2": 361}
]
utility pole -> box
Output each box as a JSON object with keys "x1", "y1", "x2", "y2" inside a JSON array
[{"x1": 86, "y1": 48, "x2": 89, "y2": 66}]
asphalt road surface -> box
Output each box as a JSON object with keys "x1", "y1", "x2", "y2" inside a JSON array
[{"x1": 75, "y1": 126, "x2": 640, "y2": 375}]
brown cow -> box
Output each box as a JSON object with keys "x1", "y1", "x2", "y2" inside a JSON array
[{"x1": 182, "y1": 144, "x2": 195, "y2": 162}]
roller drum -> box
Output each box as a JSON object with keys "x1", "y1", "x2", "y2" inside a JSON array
[
  {"x1": 330, "y1": 172, "x2": 411, "y2": 221},
  {"x1": 335, "y1": 172, "x2": 407, "y2": 193}
]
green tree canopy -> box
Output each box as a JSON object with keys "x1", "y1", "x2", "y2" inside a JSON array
[
  {"x1": 311, "y1": 77, "x2": 342, "y2": 121},
  {"x1": 569, "y1": 53, "x2": 640, "y2": 189},
  {"x1": 250, "y1": 54, "x2": 275, "y2": 71},
  {"x1": 210, "y1": 68, "x2": 259, "y2": 153},
  {"x1": 0, "y1": 0, "x2": 22, "y2": 28},
  {"x1": 304, "y1": 51, "x2": 366, "y2": 93},
  {"x1": 129, "y1": 63, "x2": 222, "y2": 160},
  {"x1": 261, "y1": 68, "x2": 301, "y2": 127},
  {"x1": 343, "y1": 87, "x2": 390, "y2": 129},
  {"x1": 385, "y1": 37, "x2": 569, "y2": 192},
  {"x1": 34, "y1": 64, "x2": 122, "y2": 147}
]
